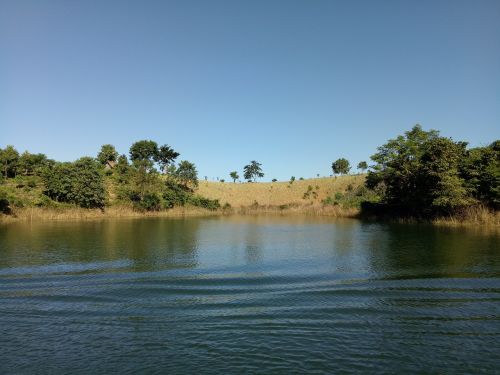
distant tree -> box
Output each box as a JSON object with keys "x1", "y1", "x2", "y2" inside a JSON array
[
  {"x1": 42, "y1": 157, "x2": 106, "y2": 208},
  {"x1": 0, "y1": 145, "x2": 20, "y2": 178},
  {"x1": 332, "y1": 158, "x2": 351, "y2": 175},
  {"x1": 272, "y1": 178, "x2": 277, "y2": 182},
  {"x1": 129, "y1": 140, "x2": 158, "y2": 170},
  {"x1": 460, "y1": 140, "x2": 500, "y2": 210},
  {"x1": 230, "y1": 171, "x2": 239, "y2": 183},
  {"x1": 97, "y1": 144, "x2": 119, "y2": 167},
  {"x1": 243, "y1": 161, "x2": 264, "y2": 182},
  {"x1": 155, "y1": 144, "x2": 180, "y2": 174},
  {"x1": 17, "y1": 151, "x2": 48, "y2": 176},
  {"x1": 357, "y1": 161, "x2": 368, "y2": 173},
  {"x1": 70, "y1": 157, "x2": 107, "y2": 208},
  {"x1": 366, "y1": 124, "x2": 476, "y2": 216},
  {"x1": 299, "y1": 177, "x2": 304, "y2": 180},
  {"x1": 220, "y1": 179, "x2": 225, "y2": 183},
  {"x1": 175, "y1": 160, "x2": 198, "y2": 189},
  {"x1": 114, "y1": 154, "x2": 130, "y2": 183},
  {"x1": 289, "y1": 176, "x2": 296, "y2": 184}
]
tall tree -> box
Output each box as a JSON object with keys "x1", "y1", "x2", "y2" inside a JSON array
[
  {"x1": 243, "y1": 161, "x2": 264, "y2": 182},
  {"x1": 357, "y1": 161, "x2": 368, "y2": 173},
  {"x1": 332, "y1": 158, "x2": 351, "y2": 175},
  {"x1": 0, "y1": 145, "x2": 20, "y2": 178},
  {"x1": 97, "y1": 144, "x2": 119, "y2": 167},
  {"x1": 230, "y1": 171, "x2": 239, "y2": 183},
  {"x1": 155, "y1": 145, "x2": 180, "y2": 174},
  {"x1": 17, "y1": 152, "x2": 48, "y2": 176},
  {"x1": 129, "y1": 140, "x2": 158, "y2": 170},
  {"x1": 175, "y1": 161, "x2": 198, "y2": 189}
]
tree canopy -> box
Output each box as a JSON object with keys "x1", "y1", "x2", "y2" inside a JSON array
[
  {"x1": 243, "y1": 161, "x2": 264, "y2": 182},
  {"x1": 332, "y1": 158, "x2": 350, "y2": 175}
]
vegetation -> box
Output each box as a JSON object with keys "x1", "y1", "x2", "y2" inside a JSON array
[
  {"x1": 1, "y1": 125, "x2": 498, "y2": 225},
  {"x1": 230, "y1": 171, "x2": 239, "y2": 183},
  {"x1": 243, "y1": 161, "x2": 264, "y2": 182},
  {"x1": 364, "y1": 125, "x2": 499, "y2": 220},
  {"x1": 0, "y1": 140, "x2": 219, "y2": 219},
  {"x1": 332, "y1": 158, "x2": 351, "y2": 175},
  {"x1": 357, "y1": 161, "x2": 368, "y2": 173}
]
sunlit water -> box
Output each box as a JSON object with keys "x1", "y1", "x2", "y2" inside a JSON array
[{"x1": 0, "y1": 216, "x2": 499, "y2": 374}]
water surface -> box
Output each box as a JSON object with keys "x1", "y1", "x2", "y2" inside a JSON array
[{"x1": 0, "y1": 216, "x2": 499, "y2": 374}]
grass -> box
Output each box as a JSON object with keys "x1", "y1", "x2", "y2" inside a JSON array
[
  {"x1": 197, "y1": 175, "x2": 365, "y2": 207},
  {"x1": 1, "y1": 174, "x2": 498, "y2": 226}
]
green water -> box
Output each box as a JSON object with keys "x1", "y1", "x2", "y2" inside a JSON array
[{"x1": 0, "y1": 216, "x2": 499, "y2": 374}]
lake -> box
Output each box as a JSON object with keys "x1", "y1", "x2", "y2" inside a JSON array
[{"x1": 0, "y1": 216, "x2": 499, "y2": 374}]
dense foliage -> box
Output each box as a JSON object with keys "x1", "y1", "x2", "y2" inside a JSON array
[
  {"x1": 332, "y1": 158, "x2": 351, "y2": 175},
  {"x1": 0, "y1": 141, "x2": 217, "y2": 213},
  {"x1": 365, "y1": 125, "x2": 499, "y2": 217},
  {"x1": 42, "y1": 157, "x2": 106, "y2": 208}
]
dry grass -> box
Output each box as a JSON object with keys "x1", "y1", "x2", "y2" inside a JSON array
[
  {"x1": 197, "y1": 175, "x2": 365, "y2": 207},
  {"x1": 432, "y1": 205, "x2": 500, "y2": 226},
  {"x1": 0, "y1": 205, "x2": 220, "y2": 223}
]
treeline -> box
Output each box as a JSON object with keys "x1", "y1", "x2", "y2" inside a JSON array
[
  {"x1": 0, "y1": 140, "x2": 220, "y2": 213},
  {"x1": 362, "y1": 125, "x2": 499, "y2": 218}
]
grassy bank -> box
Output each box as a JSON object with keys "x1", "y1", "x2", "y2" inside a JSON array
[
  {"x1": 198, "y1": 175, "x2": 366, "y2": 207},
  {"x1": 1, "y1": 174, "x2": 498, "y2": 226}
]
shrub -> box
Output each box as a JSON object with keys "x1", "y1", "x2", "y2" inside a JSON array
[
  {"x1": 135, "y1": 193, "x2": 161, "y2": 211},
  {"x1": 0, "y1": 190, "x2": 11, "y2": 214},
  {"x1": 189, "y1": 195, "x2": 220, "y2": 210}
]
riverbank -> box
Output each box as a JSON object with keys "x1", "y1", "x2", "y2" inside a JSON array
[{"x1": 1, "y1": 203, "x2": 498, "y2": 227}]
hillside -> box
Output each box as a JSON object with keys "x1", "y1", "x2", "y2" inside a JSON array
[{"x1": 197, "y1": 175, "x2": 366, "y2": 207}]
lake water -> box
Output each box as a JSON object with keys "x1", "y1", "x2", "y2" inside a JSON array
[{"x1": 0, "y1": 216, "x2": 499, "y2": 374}]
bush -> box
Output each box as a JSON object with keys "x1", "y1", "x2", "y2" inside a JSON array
[
  {"x1": 135, "y1": 193, "x2": 161, "y2": 211},
  {"x1": 162, "y1": 182, "x2": 190, "y2": 208},
  {"x1": 189, "y1": 195, "x2": 220, "y2": 210},
  {"x1": 0, "y1": 190, "x2": 11, "y2": 214}
]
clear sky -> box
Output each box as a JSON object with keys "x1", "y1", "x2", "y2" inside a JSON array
[{"x1": 1, "y1": 0, "x2": 499, "y2": 181}]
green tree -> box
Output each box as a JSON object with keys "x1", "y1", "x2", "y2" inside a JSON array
[
  {"x1": 332, "y1": 158, "x2": 351, "y2": 175},
  {"x1": 17, "y1": 151, "x2": 49, "y2": 176},
  {"x1": 97, "y1": 144, "x2": 119, "y2": 167},
  {"x1": 460, "y1": 140, "x2": 500, "y2": 209},
  {"x1": 357, "y1": 161, "x2": 368, "y2": 173},
  {"x1": 70, "y1": 157, "x2": 107, "y2": 208},
  {"x1": 129, "y1": 140, "x2": 158, "y2": 170},
  {"x1": 174, "y1": 160, "x2": 198, "y2": 189},
  {"x1": 0, "y1": 146, "x2": 20, "y2": 178},
  {"x1": 366, "y1": 125, "x2": 477, "y2": 216},
  {"x1": 230, "y1": 171, "x2": 239, "y2": 183},
  {"x1": 155, "y1": 144, "x2": 180, "y2": 174},
  {"x1": 42, "y1": 157, "x2": 106, "y2": 208},
  {"x1": 243, "y1": 161, "x2": 264, "y2": 182}
]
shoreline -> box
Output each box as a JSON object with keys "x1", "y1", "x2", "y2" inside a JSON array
[{"x1": 1, "y1": 204, "x2": 498, "y2": 228}]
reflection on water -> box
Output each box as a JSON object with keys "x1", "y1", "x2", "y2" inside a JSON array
[{"x1": 0, "y1": 216, "x2": 499, "y2": 374}]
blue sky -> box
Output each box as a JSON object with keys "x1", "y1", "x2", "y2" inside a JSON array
[{"x1": 1, "y1": 0, "x2": 499, "y2": 181}]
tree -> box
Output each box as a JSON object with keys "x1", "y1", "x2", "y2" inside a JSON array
[
  {"x1": 290, "y1": 176, "x2": 295, "y2": 184},
  {"x1": 155, "y1": 144, "x2": 180, "y2": 174},
  {"x1": 70, "y1": 157, "x2": 107, "y2": 208},
  {"x1": 243, "y1": 161, "x2": 264, "y2": 182},
  {"x1": 366, "y1": 125, "x2": 475, "y2": 216},
  {"x1": 357, "y1": 161, "x2": 368, "y2": 173},
  {"x1": 174, "y1": 160, "x2": 198, "y2": 189},
  {"x1": 97, "y1": 144, "x2": 119, "y2": 167},
  {"x1": 230, "y1": 171, "x2": 239, "y2": 183},
  {"x1": 332, "y1": 158, "x2": 350, "y2": 175},
  {"x1": 129, "y1": 140, "x2": 158, "y2": 170},
  {"x1": 17, "y1": 152, "x2": 48, "y2": 176},
  {"x1": 42, "y1": 157, "x2": 106, "y2": 208},
  {"x1": 0, "y1": 145, "x2": 20, "y2": 178},
  {"x1": 460, "y1": 140, "x2": 500, "y2": 210}
]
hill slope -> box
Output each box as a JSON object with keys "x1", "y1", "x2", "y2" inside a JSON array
[{"x1": 197, "y1": 175, "x2": 366, "y2": 207}]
